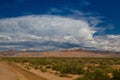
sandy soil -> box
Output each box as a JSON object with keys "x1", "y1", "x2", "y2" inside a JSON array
[
  {"x1": 0, "y1": 61, "x2": 47, "y2": 80},
  {"x1": 0, "y1": 62, "x2": 28, "y2": 80}
]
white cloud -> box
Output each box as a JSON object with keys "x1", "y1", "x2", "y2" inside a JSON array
[
  {"x1": 0, "y1": 35, "x2": 12, "y2": 41},
  {"x1": 95, "y1": 35, "x2": 120, "y2": 52},
  {"x1": 0, "y1": 15, "x2": 97, "y2": 45},
  {"x1": 0, "y1": 15, "x2": 120, "y2": 52}
]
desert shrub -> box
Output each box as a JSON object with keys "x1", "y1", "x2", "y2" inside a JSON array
[
  {"x1": 59, "y1": 73, "x2": 70, "y2": 77},
  {"x1": 75, "y1": 76, "x2": 92, "y2": 80},
  {"x1": 24, "y1": 65, "x2": 30, "y2": 70},
  {"x1": 46, "y1": 65, "x2": 51, "y2": 69},
  {"x1": 97, "y1": 64, "x2": 113, "y2": 73},
  {"x1": 112, "y1": 69, "x2": 120, "y2": 80},
  {"x1": 52, "y1": 63, "x2": 62, "y2": 71},
  {"x1": 92, "y1": 69, "x2": 110, "y2": 80},
  {"x1": 75, "y1": 69, "x2": 110, "y2": 80},
  {"x1": 40, "y1": 66, "x2": 47, "y2": 72}
]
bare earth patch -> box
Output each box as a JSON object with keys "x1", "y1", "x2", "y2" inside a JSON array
[
  {"x1": 0, "y1": 62, "x2": 28, "y2": 80},
  {"x1": 0, "y1": 61, "x2": 47, "y2": 80},
  {"x1": 112, "y1": 65, "x2": 120, "y2": 69}
]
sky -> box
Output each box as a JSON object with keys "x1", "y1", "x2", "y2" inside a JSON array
[{"x1": 0, "y1": 0, "x2": 120, "y2": 51}]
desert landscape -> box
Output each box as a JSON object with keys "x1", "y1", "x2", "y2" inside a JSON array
[
  {"x1": 0, "y1": 49, "x2": 120, "y2": 80},
  {"x1": 0, "y1": 0, "x2": 120, "y2": 80}
]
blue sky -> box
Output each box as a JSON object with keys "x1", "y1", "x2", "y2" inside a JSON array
[
  {"x1": 0, "y1": 0, "x2": 120, "y2": 51},
  {"x1": 0, "y1": 0, "x2": 119, "y2": 34}
]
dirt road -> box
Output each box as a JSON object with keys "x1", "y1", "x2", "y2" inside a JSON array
[{"x1": 0, "y1": 61, "x2": 47, "y2": 80}]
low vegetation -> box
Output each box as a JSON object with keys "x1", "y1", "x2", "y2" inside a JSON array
[{"x1": 2, "y1": 57, "x2": 120, "y2": 80}]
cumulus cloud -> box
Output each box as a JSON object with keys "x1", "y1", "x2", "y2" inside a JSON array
[
  {"x1": 0, "y1": 15, "x2": 96, "y2": 43},
  {"x1": 0, "y1": 15, "x2": 120, "y2": 51},
  {"x1": 0, "y1": 15, "x2": 99, "y2": 50}
]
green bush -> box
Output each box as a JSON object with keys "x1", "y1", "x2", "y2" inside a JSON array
[
  {"x1": 92, "y1": 69, "x2": 110, "y2": 80},
  {"x1": 112, "y1": 69, "x2": 120, "y2": 80}
]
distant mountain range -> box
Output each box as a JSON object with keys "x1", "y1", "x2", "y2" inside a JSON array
[{"x1": 0, "y1": 48, "x2": 120, "y2": 57}]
